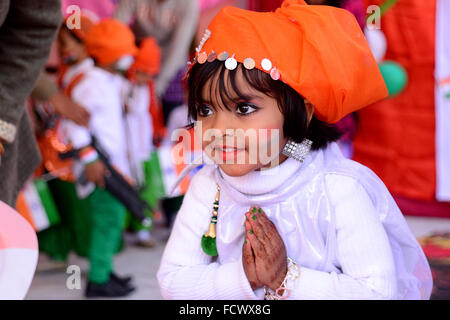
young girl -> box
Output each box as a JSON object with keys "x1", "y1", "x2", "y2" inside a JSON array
[{"x1": 157, "y1": 0, "x2": 432, "y2": 300}]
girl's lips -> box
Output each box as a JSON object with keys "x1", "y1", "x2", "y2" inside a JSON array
[
  {"x1": 216, "y1": 145, "x2": 246, "y2": 152},
  {"x1": 218, "y1": 146, "x2": 240, "y2": 151},
  {"x1": 214, "y1": 146, "x2": 245, "y2": 161}
]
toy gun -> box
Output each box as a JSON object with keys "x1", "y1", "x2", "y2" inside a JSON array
[{"x1": 60, "y1": 136, "x2": 152, "y2": 228}]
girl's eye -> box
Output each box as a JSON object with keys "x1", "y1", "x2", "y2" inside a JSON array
[
  {"x1": 236, "y1": 103, "x2": 258, "y2": 116},
  {"x1": 197, "y1": 104, "x2": 213, "y2": 117}
]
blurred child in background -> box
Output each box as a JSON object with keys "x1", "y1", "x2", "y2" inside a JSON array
[
  {"x1": 61, "y1": 18, "x2": 138, "y2": 298},
  {"x1": 123, "y1": 37, "x2": 162, "y2": 247},
  {"x1": 33, "y1": 14, "x2": 96, "y2": 274},
  {"x1": 125, "y1": 37, "x2": 161, "y2": 185}
]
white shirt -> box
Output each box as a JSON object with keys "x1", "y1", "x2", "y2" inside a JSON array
[
  {"x1": 157, "y1": 143, "x2": 432, "y2": 300},
  {"x1": 63, "y1": 59, "x2": 131, "y2": 178},
  {"x1": 122, "y1": 80, "x2": 153, "y2": 185}
]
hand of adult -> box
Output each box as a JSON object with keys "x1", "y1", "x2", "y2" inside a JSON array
[{"x1": 49, "y1": 91, "x2": 90, "y2": 127}]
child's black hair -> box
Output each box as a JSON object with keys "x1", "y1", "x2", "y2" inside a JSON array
[
  {"x1": 60, "y1": 23, "x2": 84, "y2": 44},
  {"x1": 187, "y1": 60, "x2": 342, "y2": 151}
]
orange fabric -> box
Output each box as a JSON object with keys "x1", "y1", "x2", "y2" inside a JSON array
[
  {"x1": 172, "y1": 127, "x2": 201, "y2": 194},
  {"x1": 172, "y1": 146, "x2": 190, "y2": 195},
  {"x1": 57, "y1": 64, "x2": 69, "y2": 88},
  {"x1": 192, "y1": 0, "x2": 388, "y2": 123},
  {"x1": 132, "y1": 37, "x2": 161, "y2": 75},
  {"x1": 64, "y1": 73, "x2": 86, "y2": 97},
  {"x1": 84, "y1": 18, "x2": 138, "y2": 65},
  {"x1": 63, "y1": 14, "x2": 95, "y2": 42},
  {"x1": 37, "y1": 131, "x2": 75, "y2": 182},
  {"x1": 35, "y1": 73, "x2": 87, "y2": 183},
  {"x1": 149, "y1": 81, "x2": 166, "y2": 147},
  {"x1": 353, "y1": 0, "x2": 437, "y2": 201},
  {"x1": 15, "y1": 193, "x2": 37, "y2": 231}
]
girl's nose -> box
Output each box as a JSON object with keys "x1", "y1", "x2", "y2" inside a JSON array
[{"x1": 211, "y1": 110, "x2": 236, "y2": 135}]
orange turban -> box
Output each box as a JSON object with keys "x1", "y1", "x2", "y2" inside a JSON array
[
  {"x1": 84, "y1": 18, "x2": 138, "y2": 66},
  {"x1": 191, "y1": 0, "x2": 388, "y2": 123},
  {"x1": 132, "y1": 37, "x2": 161, "y2": 75}
]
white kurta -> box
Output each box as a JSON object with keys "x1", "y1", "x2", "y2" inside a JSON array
[
  {"x1": 122, "y1": 81, "x2": 153, "y2": 186},
  {"x1": 63, "y1": 59, "x2": 131, "y2": 179},
  {"x1": 157, "y1": 142, "x2": 432, "y2": 300}
]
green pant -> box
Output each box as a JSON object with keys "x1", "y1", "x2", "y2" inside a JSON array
[
  {"x1": 84, "y1": 187, "x2": 126, "y2": 284},
  {"x1": 125, "y1": 158, "x2": 159, "y2": 232},
  {"x1": 38, "y1": 179, "x2": 91, "y2": 261}
]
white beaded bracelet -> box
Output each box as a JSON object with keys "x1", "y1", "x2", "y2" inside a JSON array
[
  {"x1": 0, "y1": 119, "x2": 16, "y2": 143},
  {"x1": 264, "y1": 257, "x2": 301, "y2": 300}
]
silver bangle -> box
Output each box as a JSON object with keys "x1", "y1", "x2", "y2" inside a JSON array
[{"x1": 264, "y1": 257, "x2": 301, "y2": 300}]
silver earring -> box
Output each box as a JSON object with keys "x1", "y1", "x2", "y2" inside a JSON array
[{"x1": 281, "y1": 138, "x2": 313, "y2": 163}]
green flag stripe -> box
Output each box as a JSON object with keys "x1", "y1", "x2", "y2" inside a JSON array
[{"x1": 34, "y1": 179, "x2": 60, "y2": 226}]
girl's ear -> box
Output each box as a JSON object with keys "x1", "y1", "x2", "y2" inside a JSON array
[{"x1": 304, "y1": 99, "x2": 315, "y2": 125}]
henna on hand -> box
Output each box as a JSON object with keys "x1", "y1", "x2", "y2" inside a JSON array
[
  {"x1": 245, "y1": 207, "x2": 288, "y2": 291},
  {"x1": 242, "y1": 232, "x2": 262, "y2": 290}
]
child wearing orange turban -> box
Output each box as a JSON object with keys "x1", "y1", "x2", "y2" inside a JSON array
[
  {"x1": 157, "y1": 0, "x2": 432, "y2": 300},
  {"x1": 130, "y1": 37, "x2": 161, "y2": 82},
  {"x1": 121, "y1": 37, "x2": 163, "y2": 248},
  {"x1": 84, "y1": 18, "x2": 138, "y2": 70},
  {"x1": 125, "y1": 37, "x2": 161, "y2": 182}
]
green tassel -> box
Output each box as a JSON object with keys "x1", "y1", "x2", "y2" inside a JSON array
[
  {"x1": 201, "y1": 184, "x2": 220, "y2": 257},
  {"x1": 201, "y1": 235, "x2": 218, "y2": 256}
]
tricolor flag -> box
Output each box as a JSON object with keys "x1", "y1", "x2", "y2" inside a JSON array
[
  {"x1": 0, "y1": 201, "x2": 38, "y2": 299},
  {"x1": 142, "y1": 129, "x2": 203, "y2": 203},
  {"x1": 159, "y1": 145, "x2": 190, "y2": 197},
  {"x1": 144, "y1": 146, "x2": 202, "y2": 200},
  {"x1": 15, "y1": 179, "x2": 60, "y2": 232}
]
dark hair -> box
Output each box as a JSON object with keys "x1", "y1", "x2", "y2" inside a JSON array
[
  {"x1": 325, "y1": 0, "x2": 341, "y2": 7},
  {"x1": 60, "y1": 23, "x2": 84, "y2": 44},
  {"x1": 187, "y1": 60, "x2": 342, "y2": 151}
]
